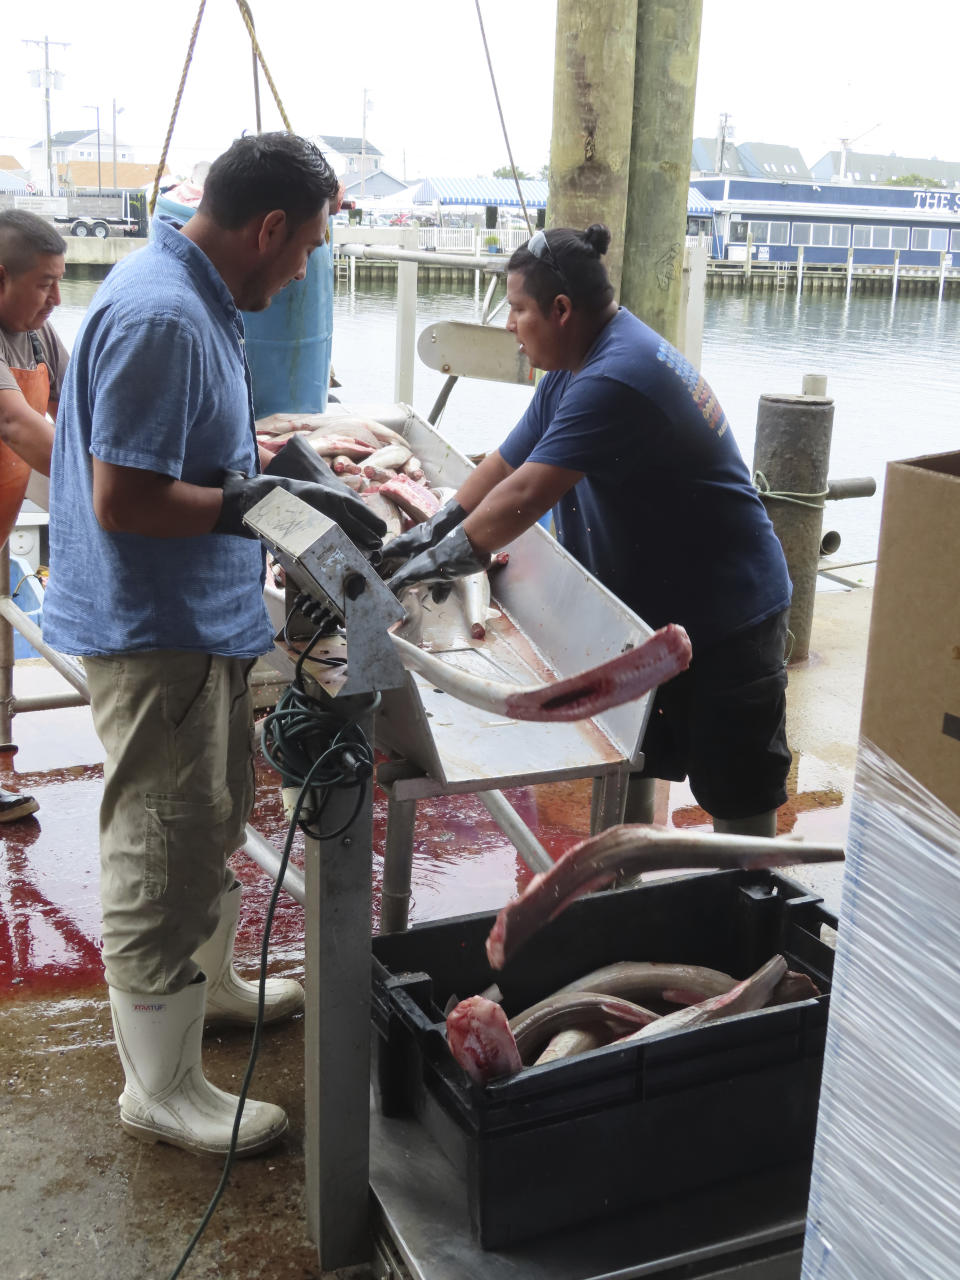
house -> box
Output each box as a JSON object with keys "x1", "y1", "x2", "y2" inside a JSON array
[
  {"x1": 341, "y1": 170, "x2": 409, "y2": 200},
  {"x1": 735, "y1": 142, "x2": 810, "y2": 181},
  {"x1": 28, "y1": 129, "x2": 137, "y2": 193},
  {"x1": 311, "y1": 134, "x2": 383, "y2": 184},
  {"x1": 691, "y1": 136, "x2": 746, "y2": 177},
  {"x1": 57, "y1": 160, "x2": 164, "y2": 194},
  {"x1": 691, "y1": 138, "x2": 809, "y2": 179},
  {"x1": 810, "y1": 150, "x2": 960, "y2": 188}
]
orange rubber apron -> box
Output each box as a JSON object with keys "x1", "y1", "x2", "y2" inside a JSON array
[{"x1": 0, "y1": 331, "x2": 47, "y2": 546}]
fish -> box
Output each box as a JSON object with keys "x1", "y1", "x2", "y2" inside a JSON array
[
  {"x1": 361, "y1": 491, "x2": 404, "y2": 541},
  {"x1": 453, "y1": 570, "x2": 497, "y2": 640},
  {"x1": 445, "y1": 996, "x2": 522, "y2": 1085},
  {"x1": 332, "y1": 455, "x2": 360, "y2": 475},
  {"x1": 508, "y1": 991, "x2": 660, "y2": 1065},
  {"x1": 617, "y1": 955, "x2": 788, "y2": 1043},
  {"x1": 379, "y1": 475, "x2": 442, "y2": 523},
  {"x1": 362, "y1": 463, "x2": 399, "y2": 484},
  {"x1": 365, "y1": 444, "x2": 412, "y2": 471},
  {"x1": 485, "y1": 826, "x2": 845, "y2": 970},
  {"x1": 304, "y1": 430, "x2": 376, "y2": 461},
  {"x1": 534, "y1": 1028, "x2": 603, "y2": 1066},
  {"x1": 770, "y1": 970, "x2": 822, "y2": 1005},
  {"x1": 402, "y1": 455, "x2": 425, "y2": 482},
  {"x1": 389, "y1": 620, "x2": 692, "y2": 727},
  {"x1": 555, "y1": 960, "x2": 739, "y2": 1006}
]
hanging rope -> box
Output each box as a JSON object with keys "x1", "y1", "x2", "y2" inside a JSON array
[
  {"x1": 474, "y1": 0, "x2": 534, "y2": 237},
  {"x1": 149, "y1": 0, "x2": 207, "y2": 215},
  {"x1": 753, "y1": 471, "x2": 830, "y2": 510},
  {"x1": 233, "y1": 0, "x2": 293, "y2": 132}
]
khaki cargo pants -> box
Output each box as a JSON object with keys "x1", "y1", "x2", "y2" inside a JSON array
[{"x1": 84, "y1": 651, "x2": 256, "y2": 994}]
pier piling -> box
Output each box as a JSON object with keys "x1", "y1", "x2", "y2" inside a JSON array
[{"x1": 753, "y1": 393, "x2": 835, "y2": 663}]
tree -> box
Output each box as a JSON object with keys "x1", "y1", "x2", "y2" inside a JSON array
[
  {"x1": 493, "y1": 164, "x2": 531, "y2": 180},
  {"x1": 887, "y1": 173, "x2": 947, "y2": 188},
  {"x1": 539, "y1": 163, "x2": 549, "y2": 180}
]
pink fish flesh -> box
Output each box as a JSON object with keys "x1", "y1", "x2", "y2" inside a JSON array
[
  {"x1": 446, "y1": 996, "x2": 522, "y2": 1085},
  {"x1": 389, "y1": 622, "x2": 691, "y2": 727},
  {"x1": 379, "y1": 475, "x2": 441, "y2": 523},
  {"x1": 485, "y1": 827, "x2": 845, "y2": 969}
]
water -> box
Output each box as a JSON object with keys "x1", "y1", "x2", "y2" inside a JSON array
[{"x1": 56, "y1": 273, "x2": 960, "y2": 562}]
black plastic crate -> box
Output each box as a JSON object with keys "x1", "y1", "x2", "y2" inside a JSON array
[{"x1": 371, "y1": 869, "x2": 836, "y2": 1250}]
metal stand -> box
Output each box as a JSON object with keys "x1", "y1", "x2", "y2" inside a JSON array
[{"x1": 303, "y1": 694, "x2": 376, "y2": 1271}]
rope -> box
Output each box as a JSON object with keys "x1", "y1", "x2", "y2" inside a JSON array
[
  {"x1": 234, "y1": 0, "x2": 293, "y2": 132},
  {"x1": 474, "y1": 0, "x2": 534, "y2": 237},
  {"x1": 753, "y1": 471, "x2": 830, "y2": 511},
  {"x1": 149, "y1": 0, "x2": 207, "y2": 216}
]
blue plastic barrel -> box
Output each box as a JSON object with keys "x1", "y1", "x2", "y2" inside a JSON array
[
  {"x1": 9, "y1": 554, "x2": 43, "y2": 660},
  {"x1": 152, "y1": 192, "x2": 334, "y2": 417}
]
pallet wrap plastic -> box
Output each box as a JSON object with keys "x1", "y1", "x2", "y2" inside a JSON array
[{"x1": 801, "y1": 740, "x2": 960, "y2": 1280}]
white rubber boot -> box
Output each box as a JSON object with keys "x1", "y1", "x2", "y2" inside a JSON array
[
  {"x1": 109, "y1": 979, "x2": 288, "y2": 1157},
  {"x1": 193, "y1": 881, "x2": 304, "y2": 1028}
]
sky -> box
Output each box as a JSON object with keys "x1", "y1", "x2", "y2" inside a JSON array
[{"x1": 1, "y1": 1, "x2": 956, "y2": 186}]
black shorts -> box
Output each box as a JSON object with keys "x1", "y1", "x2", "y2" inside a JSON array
[{"x1": 634, "y1": 609, "x2": 791, "y2": 820}]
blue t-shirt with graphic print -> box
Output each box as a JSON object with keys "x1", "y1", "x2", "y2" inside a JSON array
[
  {"x1": 499, "y1": 307, "x2": 790, "y2": 650},
  {"x1": 43, "y1": 217, "x2": 274, "y2": 658}
]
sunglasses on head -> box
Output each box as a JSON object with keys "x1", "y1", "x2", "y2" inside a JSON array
[{"x1": 526, "y1": 229, "x2": 571, "y2": 296}]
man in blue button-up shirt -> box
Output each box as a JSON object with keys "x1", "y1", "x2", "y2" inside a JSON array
[{"x1": 44, "y1": 133, "x2": 384, "y2": 1160}]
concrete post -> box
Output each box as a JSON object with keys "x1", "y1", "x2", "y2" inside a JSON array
[
  {"x1": 620, "y1": 0, "x2": 703, "y2": 345},
  {"x1": 753, "y1": 394, "x2": 835, "y2": 663},
  {"x1": 796, "y1": 245, "x2": 804, "y2": 295},
  {"x1": 744, "y1": 231, "x2": 753, "y2": 282},
  {"x1": 939, "y1": 250, "x2": 947, "y2": 301},
  {"x1": 547, "y1": 0, "x2": 638, "y2": 298},
  {"x1": 802, "y1": 373, "x2": 828, "y2": 396},
  {"x1": 892, "y1": 248, "x2": 900, "y2": 301}
]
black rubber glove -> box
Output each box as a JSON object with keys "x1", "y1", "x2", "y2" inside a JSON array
[
  {"x1": 263, "y1": 433, "x2": 340, "y2": 486},
  {"x1": 386, "y1": 524, "x2": 489, "y2": 596},
  {"x1": 379, "y1": 497, "x2": 466, "y2": 576},
  {"x1": 214, "y1": 470, "x2": 386, "y2": 551}
]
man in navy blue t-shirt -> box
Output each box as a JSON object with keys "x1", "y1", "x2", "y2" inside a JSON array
[{"x1": 386, "y1": 224, "x2": 792, "y2": 837}]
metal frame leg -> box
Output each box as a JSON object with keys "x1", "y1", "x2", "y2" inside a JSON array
[
  {"x1": 304, "y1": 702, "x2": 374, "y2": 1272},
  {"x1": 589, "y1": 765, "x2": 630, "y2": 835},
  {"x1": 380, "y1": 791, "x2": 417, "y2": 934},
  {"x1": 0, "y1": 541, "x2": 13, "y2": 748}
]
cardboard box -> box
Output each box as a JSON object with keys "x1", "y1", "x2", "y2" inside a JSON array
[{"x1": 859, "y1": 450, "x2": 960, "y2": 816}]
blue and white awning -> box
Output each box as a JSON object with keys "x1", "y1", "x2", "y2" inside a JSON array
[
  {"x1": 414, "y1": 177, "x2": 549, "y2": 208},
  {"x1": 687, "y1": 186, "x2": 714, "y2": 216}
]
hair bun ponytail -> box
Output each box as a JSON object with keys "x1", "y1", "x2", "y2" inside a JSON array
[{"x1": 582, "y1": 223, "x2": 611, "y2": 257}]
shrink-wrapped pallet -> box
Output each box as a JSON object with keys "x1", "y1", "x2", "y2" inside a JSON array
[{"x1": 801, "y1": 741, "x2": 960, "y2": 1280}]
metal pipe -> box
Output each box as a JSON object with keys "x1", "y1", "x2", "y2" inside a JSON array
[
  {"x1": 0, "y1": 540, "x2": 13, "y2": 746},
  {"x1": 339, "y1": 244, "x2": 506, "y2": 273},
  {"x1": 0, "y1": 596, "x2": 89, "y2": 696},
  {"x1": 477, "y1": 789, "x2": 553, "y2": 874},
  {"x1": 826, "y1": 477, "x2": 877, "y2": 501},
  {"x1": 241, "y1": 824, "x2": 305, "y2": 904},
  {"x1": 380, "y1": 793, "x2": 417, "y2": 933},
  {"x1": 13, "y1": 690, "x2": 88, "y2": 712}
]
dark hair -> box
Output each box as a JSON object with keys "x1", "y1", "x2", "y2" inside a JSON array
[
  {"x1": 508, "y1": 223, "x2": 614, "y2": 314},
  {"x1": 199, "y1": 132, "x2": 338, "y2": 232},
  {"x1": 0, "y1": 210, "x2": 67, "y2": 277}
]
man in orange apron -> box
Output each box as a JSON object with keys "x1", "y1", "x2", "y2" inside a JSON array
[{"x1": 0, "y1": 211, "x2": 69, "y2": 821}]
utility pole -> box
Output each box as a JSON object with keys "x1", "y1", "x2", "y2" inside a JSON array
[
  {"x1": 361, "y1": 88, "x2": 368, "y2": 197},
  {"x1": 619, "y1": 0, "x2": 703, "y2": 345},
  {"x1": 716, "y1": 112, "x2": 732, "y2": 174},
  {"x1": 548, "y1": 2, "x2": 703, "y2": 345},
  {"x1": 112, "y1": 100, "x2": 125, "y2": 190},
  {"x1": 546, "y1": 0, "x2": 638, "y2": 297},
  {"x1": 84, "y1": 104, "x2": 102, "y2": 196},
  {"x1": 23, "y1": 36, "x2": 69, "y2": 197}
]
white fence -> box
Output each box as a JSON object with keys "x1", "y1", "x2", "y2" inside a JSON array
[{"x1": 415, "y1": 226, "x2": 532, "y2": 254}]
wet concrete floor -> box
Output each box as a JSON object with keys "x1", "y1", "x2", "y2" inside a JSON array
[{"x1": 0, "y1": 577, "x2": 870, "y2": 1278}]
